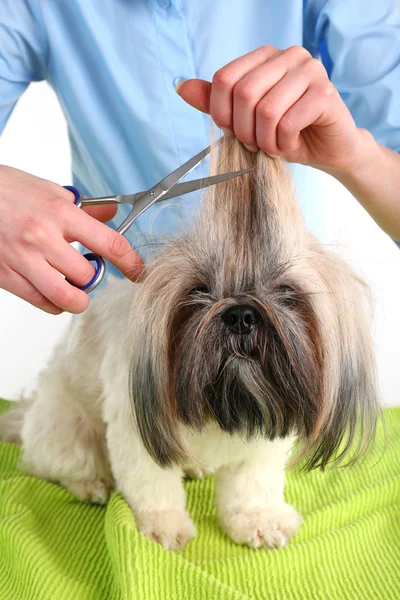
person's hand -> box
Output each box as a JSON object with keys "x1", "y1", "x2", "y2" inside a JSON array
[
  {"x1": 176, "y1": 45, "x2": 364, "y2": 173},
  {"x1": 0, "y1": 165, "x2": 143, "y2": 314}
]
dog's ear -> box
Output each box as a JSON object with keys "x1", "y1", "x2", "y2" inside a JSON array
[
  {"x1": 128, "y1": 252, "x2": 192, "y2": 468},
  {"x1": 129, "y1": 322, "x2": 189, "y2": 467},
  {"x1": 294, "y1": 248, "x2": 381, "y2": 469}
]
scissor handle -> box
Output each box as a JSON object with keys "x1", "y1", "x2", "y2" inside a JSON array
[
  {"x1": 65, "y1": 252, "x2": 106, "y2": 293},
  {"x1": 64, "y1": 185, "x2": 84, "y2": 208},
  {"x1": 76, "y1": 253, "x2": 106, "y2": 293},
  {"x1": 63, "y1": 186, "x2": 106, "y2": 293}
]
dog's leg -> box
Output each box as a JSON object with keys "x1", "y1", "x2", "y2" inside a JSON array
[
  {"x1": 20, "y1": 371, "x2": 113, "y2": 505},
  {"x1": 215, "y1": 437, "x2": 302, "y2": 549},
  {"x1": 104, "y1": 394, "x2": 196, "y2": 551}
]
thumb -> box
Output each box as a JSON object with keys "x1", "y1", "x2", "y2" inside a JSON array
[{"x1": 176, "y1": 79, "x2": 212, "y2": 114}]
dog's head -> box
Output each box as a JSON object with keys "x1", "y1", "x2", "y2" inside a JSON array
[{"x1": 129, "y1": 138, "x2": 380, "y2": 469}]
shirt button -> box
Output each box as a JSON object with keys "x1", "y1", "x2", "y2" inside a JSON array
[
  {"x1": 173, "y1": 77, "x2": 185, "y2": 89},
  {"x1": 162, "y1": 0, "x2": 171, "y2": 8}
]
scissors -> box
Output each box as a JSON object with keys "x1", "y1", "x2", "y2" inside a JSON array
[{"x1": 64, "y1": 140, "x2": 251, "y2": 293}]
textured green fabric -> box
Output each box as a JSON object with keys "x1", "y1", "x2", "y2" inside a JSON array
[{"x1": 0, "y1": 398, "x2": 399, "y2": 600}]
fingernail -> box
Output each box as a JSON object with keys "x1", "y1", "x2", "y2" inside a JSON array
[
  {"x1": 244, "y1": 144, "x2": 259, "y2": 153},
  {"x1": 267, "y1": 153, "x2": 279, "y2": 159},
  {"x1": 221, "y1": 127, "x2": 234, "y2": 138},
  {"x1": 175, "y1": 79, "x2": 186, "y2": 94}
]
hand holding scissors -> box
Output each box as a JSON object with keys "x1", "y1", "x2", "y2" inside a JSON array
[
  {"x1": 64, "y1": 140, "x2": 251, "y2": 293},
  {"x1": 0, "y1": 164, "x2": 137, "y2": 314},
  {"x1": 0, "y1": 140, "x2": 249, "y2": 314}
]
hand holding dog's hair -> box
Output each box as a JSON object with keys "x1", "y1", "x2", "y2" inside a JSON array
[
  {"x1": 176, "y1": 45, "x2": 361, "y2": 172},
  {"x1": 0, "y1": 139, "x2": 380, "y2": 551},
  {"x1": 178, "y1": 44, "x2": 400, "y2": 245}
]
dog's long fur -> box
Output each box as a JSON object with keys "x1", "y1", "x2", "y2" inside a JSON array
[
  {"x1": 0, "y1": 139, "x2": 380, "y2": 550},
  {"x1": 130, "y1": 139, "x2": 379, "y2": 469}
]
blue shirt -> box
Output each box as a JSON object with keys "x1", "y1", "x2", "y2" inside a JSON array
[{"x1": 1, "y1": 0, "x2": 400, "y2": 278}]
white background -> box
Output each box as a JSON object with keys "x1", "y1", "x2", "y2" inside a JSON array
[{"x1": 0, "y1": 81, "x2": 399, "y2": 406}]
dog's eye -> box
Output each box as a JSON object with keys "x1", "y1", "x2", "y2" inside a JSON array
[
  {"x1": 190, "y1": 285, "x2": 209, "y2": 295},
  {"x1": 278, "y1": 284, "x2": 298, "y2": 308}
]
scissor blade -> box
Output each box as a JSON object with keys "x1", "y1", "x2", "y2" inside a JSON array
[
  {"x1": 116, "y1": 140, "x2": 222, "y2": 235},
  {"x1": 118, "y1": 169, "x2": 252, "y2": 205},
  {"x1": 161, "y1": 168, "x2": 253, "y2": 201},
  {"x1": 158, "y1": 141, "x2": 219, "y2": 194}
]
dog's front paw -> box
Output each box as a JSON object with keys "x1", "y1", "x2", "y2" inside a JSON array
[
  {"x1": 135, "y1": 509, "x2": 196, "y2": 551},
  {"x1": 220, "y1": 503, "x2": 302, "y2": 549}
]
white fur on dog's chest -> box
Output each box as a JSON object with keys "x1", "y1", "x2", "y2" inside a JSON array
[{"x1": 184, "y1": 423, "x2": 294, "y2": 473}]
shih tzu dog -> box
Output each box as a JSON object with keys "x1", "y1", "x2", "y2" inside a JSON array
[{"x1": 0, "y1": 138, "x2": 380, "y2": 551}]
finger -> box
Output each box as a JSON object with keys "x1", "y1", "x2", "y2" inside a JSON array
[
  {"x1": 276, "y1": 82, "x2": 339, "y2": 154},
  {"x1": 46, "y1": 238, "x2": 97, "y2": 288},
  {"x1": 176, "y1": 79, "x2": 212, "y2": 114},
  {"x1": 61, "y1": 187, "x2": 119, "y2": 223},
  {"x1": 210, "y1": 45, "x2": 280, "y2": 131},
  {"x1": 82, "y1": 204, "x2": 118, "y2": 223},
  {"x1": 18, "y1": 258, "x2": 89, "y2": 313},
  {"x1": 255, "y1": 60, "x2": 324, "y2": 155},
  {"x1": 0, "y1": 267, "x2": 63, "y2": 315},
  {"x1": 232, "y1": 51, "x2": 310, "y2": 150},
  {"x1": 62, "y1": 205, "x2": 144, "y2": 281}
]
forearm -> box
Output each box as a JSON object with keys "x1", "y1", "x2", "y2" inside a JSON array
[{"x1": 324, "y1": 129, "x2": 400, "y2": 243}]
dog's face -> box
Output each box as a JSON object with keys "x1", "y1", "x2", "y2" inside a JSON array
[{"x1": 129, "y1": 139, "x2": 379, "y2": 470}]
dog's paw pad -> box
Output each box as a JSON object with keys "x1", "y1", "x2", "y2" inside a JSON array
[
  {"x1": 135, "y1": 509, "x2": 196, "y2": 550},
  {"x1": 64, "y1": 478, "x2": 113, "y2": 504},
  {"x1": 221, "y1": 504, "x2": 302, "y2": 549}
]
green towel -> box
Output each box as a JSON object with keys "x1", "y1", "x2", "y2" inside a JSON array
[{"x1": 0, "y1": 398, "x2": 399, "y2": 600}]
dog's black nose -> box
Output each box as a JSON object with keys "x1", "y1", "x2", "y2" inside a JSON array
[{"x1": 222, "y1": 305, "x2": 258, "y2": 334}]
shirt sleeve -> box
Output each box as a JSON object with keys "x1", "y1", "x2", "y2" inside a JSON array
[
  {"x1": 303, "y1": 0, "x2": 400, "y2": 153},
  {"x1": 0, "y1": 0, "x2": 47, "y2": 134}
]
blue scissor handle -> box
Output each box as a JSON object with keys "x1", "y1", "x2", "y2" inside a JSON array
[
  {"x1": 64, "y1": 185, "x2": 84, "y2": 208},
  {"x1": 63, "y1": 185, "x2": 106, "y2": 293},
  {"x1": 76, "y1": 252, "x2": 106, "y2": 293}
]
